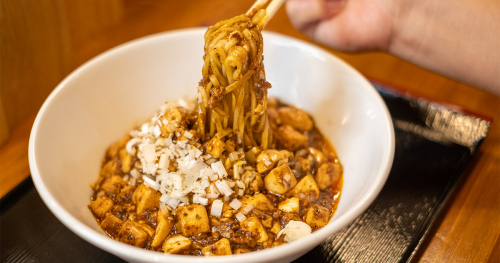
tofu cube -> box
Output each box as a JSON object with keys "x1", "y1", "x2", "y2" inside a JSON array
[
  {"x1": 201, "y1": 238, "x2": 232, "y2": 256},
  {"x1": 106, "y1": 134, "x2": 131, "y2": 159},
  {"x1": 256, "y1": 150, "x2": 292, "y2": 173},
  {"x1": 240, "y1": 216, "x2": 268, "y2": 242},
  {"x1": 205, "y1": 136, "x2": 226, "y2": 158},
  {"x1": 132, "y1": 184, "x2": 161, "y2": 214},
  {"x1": 100, "y1": 175, "x2": 124, "y2": 194},
  {"x1": 176, "y1": 204, "x2": 210, "y2": 236},
  {"x1": 118, "y1": 185, "x2": 135, "y2": 200},
  {"x1": 100, "y1": 160, "x2": 119, "y2": 178},
  {"x1": 90, "y1": 196, "x2": 114, "y2": 218},
  {"x1": 138, "y1": 223, "x2": 155, "y2": 237},
  {"x1": 100, "y1": 213, "x2": 124, "y2": 237},
  {"x1": 117, "y1": 220, "x2": 148, "y2": 248},
  {"x1": 264, "y1": 164, "x2": 297, "y2": 195},
  {"x1": 223, "y1": 210, "x2": 236, "y2": 218},
  {"x1": 305, "y1": 205, "x2": 331, "y2": 228},
  {"x1": 277, "y1": 125, "x2": 307, "y2": 151},
  {"x1": 287, "y1": 174, "x2": 320, "y2": 201},
  {"x1": 295, "y1": 157, "x2": 311, "y2": 173},
  {"x1": 151, "y1": 210, "x2": 175, "y2": 247},
  {"x1": 308, "y1": 147, "x2": 327, "y2": 164},
  {"x1": 278, "y1": 197, "x2": 299, "y2": 213},
  {"x1": 119, "y1": 148, "x2": 133, "y2": 174},
  {"x1": 163, "y1": 235, "x2": 192, "y2": 254},
  {"x1": 160, "y1": 107, "x2": 185, "y2": 135},
  {"x1": 248, "y1": 173, "x2": 263, "y2": 193},
  {"x1": 315, "y1": 162, "x2": 342, "y2": 190},
  {"x1": 234, "y1": 248, "x2": 251, "y2": 254},
  {"x1": 270, "y1": 221, "x2": 282, "y2": 235},
  {"x1": 240, "y1": 193, "x2": 275, "y2": 212},
  {"x1": 277, "y1": 107, "x2": 313, "y2": 131},
  {"x1": 261, "y1": 217, "x2": 273, "y2": 228}
]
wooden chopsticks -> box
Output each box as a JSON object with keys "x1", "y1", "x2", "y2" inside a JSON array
[{"x1": 246, "y1": 0, "x2": 286, "y2": 28}]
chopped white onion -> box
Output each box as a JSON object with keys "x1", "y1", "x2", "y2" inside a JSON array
[
  {"x1": 236, "y1": 180, "x2": 245, "y2": 189},
  {"x1": 205, "y1": 158, "x2": 218, "y2": 165},
  {"x1": 201, "y1": 179, "x2": 210, "y2": 188},
  {"x1": 184, "y1": 131, "x2": 193, "y2": 139},
  {"x1": 141, "y1": 144, "x2": 157, "y2": 163},
  {"x1": 143, "y1": 176, "x2": 159, "y2": 190},
  {"x1": 160, "y1": 194, "x2": 181, "y2": 209},
  {"x1": 229, "y1": 199, "x2": 242, "y2": 210},
  {"x1": 211, "y1": 161, "x2": 228, "y2": 178},
  {"x1": 193, "y1": 195, "x2": 209, "y2": 206},
  {"x1": 229, "y1": 152, "x2": 239, "y2": 162},
  {"x1": 211, "y1": 200, "x2": 224, "y2": 216},
  {"x1": 233, "y1": 164, "x2": 240, "y2": 179},
  {"x1": 278, "y1": 220, "x2": 312, "y2": 242},
  {"x1": 208, "y1": 171, "x2": 218, "y2": 181},
  {"x1": 187, "y1": 160, "x2": 209, "y2": 178},
  {"x1": 206, "y1": 193, "x2": 219, "y2": 199},
  {"x1": 129, "y1": 177, "x2": 136, "y2": 186},
  {"x1": 200, "y1": 168, "x2": 215, "y2": 180},
  {"x1": 215, "y1": 180, "x2": 233, "y2": 197},
  {"x1": 210, "y1": 184, "x2": 221, "y2": 195},
  {"x1": 238, "y1": 188, "x2": 245, "y2": 196},
  {"x1": 159, "y1": 202, "x2": 168, "y2": 214},
  {"x1": 172, "y1": 173, "x2": 183, "y2": 191},
  {"x1": 225, "y1": 180, "x2": 236, "y2": 187},
  {"x1": 165, "y1": 136, "x2": 173, "y2": 146},
  {"x1": 130, "y1": 169, "x2": 141, "y2": 178},
  {"x1": 242, "y1": 204, "x2": 254, "y2": 213},
  {"x1": 141, "y1": 123, "x2": 149, "y2": 134},
  {"x1": 142, "y1": 163, "x2": 159, "y2": 175},
  {"x1": 177, "y1": 140, "x2": 186, "y2": 149},
  {"x1": 125, "y1": 138, "x2": 141, "y2": 155},
  {"x1": 177, "y1": 196, "x2": 189, "y2": 204},
  {"x1": 155, "y1": 138, "x2": 166, "y2": 147},
  {"x1": 158, "y1": 154, "x2": 170, "y2": 170},
  {"x1": 235, "y1": 212, "x2": 247, "y2": 222},
  {"x1": 153, "y1": 125, "x2": 162, "y2": 137}
]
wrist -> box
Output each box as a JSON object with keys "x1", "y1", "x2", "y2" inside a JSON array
[{"x1": 387, "y1": 0, "x2": 428, "y2": 59}]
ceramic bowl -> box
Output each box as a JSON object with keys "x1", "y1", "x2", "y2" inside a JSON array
[{"x1": 29, "y1": 28, "x2": 394, "y2": 263}]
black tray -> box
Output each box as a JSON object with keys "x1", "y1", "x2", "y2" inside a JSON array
[{"x1": 0, "y1": 83, "x2": 490, "y2": 263}]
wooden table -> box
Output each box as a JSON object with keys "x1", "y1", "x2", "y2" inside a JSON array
[{"x1": 1, "y1": 1, "x2": 498, "y2": 262}]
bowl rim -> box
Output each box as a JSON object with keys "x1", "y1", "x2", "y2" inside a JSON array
[{"x1": 29, "y1": 27, "x2": 395, "y2": 262}]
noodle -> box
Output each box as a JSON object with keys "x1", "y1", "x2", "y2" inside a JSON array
[{"x1": 197, "y1": 9, "x2": 272, "y2": 150}]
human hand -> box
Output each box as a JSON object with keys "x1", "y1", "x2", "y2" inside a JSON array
[{"x1": 286, "y1": 0, "x2": 399, "y2": 52}]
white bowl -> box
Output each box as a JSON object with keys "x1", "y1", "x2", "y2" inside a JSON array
[{"x1": 29, "y1": 28, "x2": 394, "y2": 263}]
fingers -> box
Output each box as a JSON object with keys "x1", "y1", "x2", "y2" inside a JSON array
[{"x1": 286, "y1": 0, "x2": 345, "y2": 38}]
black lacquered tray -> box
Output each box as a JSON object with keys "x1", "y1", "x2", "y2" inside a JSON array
[{"x1": 0, "y1": 83, "x2": 490, "y2": 263}]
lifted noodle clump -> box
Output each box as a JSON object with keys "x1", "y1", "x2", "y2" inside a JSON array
[{"x1": 196, "y1": 9, "x2": 273, "y2": 150}]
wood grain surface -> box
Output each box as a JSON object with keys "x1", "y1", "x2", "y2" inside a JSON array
[{"x1": 0, "y1": 0, "x2": 498, "y2": 262}]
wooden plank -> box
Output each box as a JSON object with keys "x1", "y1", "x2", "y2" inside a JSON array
[{"x1": 0, "y1": 114, "x2": 35, "y2": 198}]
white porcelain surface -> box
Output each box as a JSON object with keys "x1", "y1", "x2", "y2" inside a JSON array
[{"x1": 29, "y1": 28, "x2": 394, "y2": 263}]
